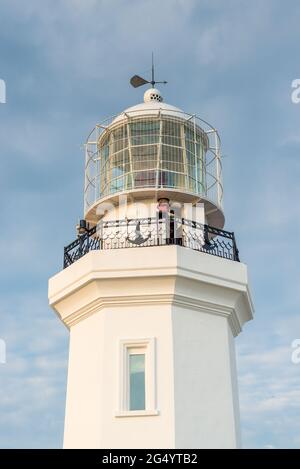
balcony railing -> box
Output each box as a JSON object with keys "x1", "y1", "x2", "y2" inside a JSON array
[{"x1": 63, "y1": 217, "x2": 240, "y2": 269}]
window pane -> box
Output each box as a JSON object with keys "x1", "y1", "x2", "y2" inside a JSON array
[
  {"x1": 129, "y1": 353, "x2": 145, "y2": 411},
  {"x1": 130, "y1": 120, "x2": 160, "y2": 145}
]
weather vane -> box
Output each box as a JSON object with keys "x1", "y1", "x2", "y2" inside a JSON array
[{"x1": 130, "y1": 53, "x2": 167, "y2": 89}]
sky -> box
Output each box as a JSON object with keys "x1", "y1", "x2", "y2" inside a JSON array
[{"x1": 0, "y1": 0, "x2": 300, "y2": 449}]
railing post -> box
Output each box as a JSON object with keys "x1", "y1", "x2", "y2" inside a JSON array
[
  {"x1": 178, "y1": 217, "x2": 185, "y2": 247},
  {"x1": 98, "y1": 221, "x2": 103, "y2": 250},
  {"x1": 232, "y1": 233, "x2": 240, "y2": 262},
  {"x1": 63, "y1": 247, "x2": 66, "y2": 269},
  {"x1": 78, "y1": 234, "x2": 83, "y2": 258},
  {"x1": 85, "y1": 230, "x2": 90, "y2": 254},
  {"x1": 203, "y1": 224, "x2": 210, "y2": 246}
]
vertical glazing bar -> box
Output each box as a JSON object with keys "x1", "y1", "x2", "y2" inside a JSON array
[
  {"x1": 98, "y1": 127, "x2": 102, "y2": 200},
  {"x1": 202, "y1": 140, "x2": 207, "y2": 196},
  {"x1": 84, "y1": 142, "x2": 88, "y2": 214},
  {"x1": 155, "y1": 111, "x2": 163, "y2": 188},
  {"x1": 181, "y1": 121, "x2": 189, "y2": 191},
  {"x1": 126, "y1": 117, "x2": 135, "y2": 189},
  {"x1": 110, "y1": 131, "x2": 115, "y2": 194},
  {"x1": 215, "y1": 130, "x2": 221, "y2": 207},
  {"x1": 95, "y1": 126, "x2": 99, "y2": 204},
  {"x1": 193, "y1": 116, "x2": 199, "y2": 193}
]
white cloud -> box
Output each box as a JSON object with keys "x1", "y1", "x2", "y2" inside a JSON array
[
  {"x1": 0, "y1": 291, "x2": 68, "y2": 447},
  {"x1": 237, "y1": 314, "x2": 300, "y2": 448}
]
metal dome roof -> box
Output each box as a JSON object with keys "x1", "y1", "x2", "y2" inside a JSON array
[{"x1": 111, "y1": 89, "x2": 190, "y2": 125}]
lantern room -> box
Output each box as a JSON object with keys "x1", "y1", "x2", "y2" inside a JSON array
[{"x1": 84, "y1": 88, "x2": 224, "y2": 228}]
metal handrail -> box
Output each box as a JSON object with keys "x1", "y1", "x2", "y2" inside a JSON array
[{"x1": 63, "y1": 217, "x2": 239, "y2": 269}]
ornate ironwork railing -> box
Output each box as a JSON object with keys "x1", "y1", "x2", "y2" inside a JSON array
[{"x1": 63, "y1": 217, "x2": 240, "y2": 268}]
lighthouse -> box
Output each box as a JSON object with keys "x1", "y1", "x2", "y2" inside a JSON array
[{"x1": 48, "y1": 74, "x2": 254, "y2": 449}]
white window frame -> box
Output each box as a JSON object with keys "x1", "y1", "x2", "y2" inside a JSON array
[{"x1": 115, "y1": 338, "x2": 158, "y2": 417}]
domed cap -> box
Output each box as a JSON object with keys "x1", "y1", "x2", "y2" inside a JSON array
[{"x1": 144, "y1": 88, "x2": 163, "y2": 103}]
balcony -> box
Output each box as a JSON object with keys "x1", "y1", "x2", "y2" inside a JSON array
[{"x1": 63, "y1": 216, "x2": 239, "y2": 269}]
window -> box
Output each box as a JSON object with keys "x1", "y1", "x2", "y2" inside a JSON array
[
  {"x1": 129, "y1": 349, "x2": 145, "y2": 410},
  {"x1": 116, "y1": 338, "x2": 158, "y2": 417}
]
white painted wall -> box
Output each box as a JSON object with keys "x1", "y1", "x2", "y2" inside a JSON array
[
  {"x1": 64, "y1": 303, "x2": 176, "y2": 448},
  {"x1": 172, "y1": 306, "x2": 240, "y2": 448},
  {"x1": 49, "y1": 246, "x2": 253, "y2": 448}
]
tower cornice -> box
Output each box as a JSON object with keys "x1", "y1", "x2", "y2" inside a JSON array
[{"x1": 49, "y1": 245, "x2": 253, "y2": 336}]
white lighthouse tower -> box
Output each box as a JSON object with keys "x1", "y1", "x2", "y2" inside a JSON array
[{"x1": 48, "y1": 74, "x2": 254, "y2": 449}]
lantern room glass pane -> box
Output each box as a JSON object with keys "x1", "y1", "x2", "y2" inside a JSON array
[
  {"x1": 108, "y1": 125, "x2": 128, "y2": 153},
  {"x1": 162, "y1": 120, "x2": 182, "y2": 147},
  {"x1": 130, "y1": 120, "x2": 160, "y2": 146},
  {"x1": 131, "y1": 145, "x2": 157, "y2": 171},
  {"x1": 129, "y1": 353, "x2": 145, "y2": 411}
]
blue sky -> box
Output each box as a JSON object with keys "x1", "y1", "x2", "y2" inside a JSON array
[{"x1": 0, "y1": 0, "x2": 300, "y2": 448}]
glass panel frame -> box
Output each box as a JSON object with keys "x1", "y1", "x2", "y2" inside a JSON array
[{"x1": 118, "y1": 338, "x2": 157, "y2": 416}]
